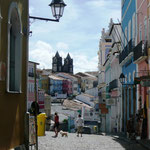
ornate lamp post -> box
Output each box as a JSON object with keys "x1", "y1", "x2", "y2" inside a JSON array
[
  {"x1": 119, "y1": 73, "x2": 125, "y2": 85},
  {"x1": 29, "y1": 0, "x2": 66, "y2": 22},
  {"x1": 119, "y1": 73, "x2": 125, "y2": 132}
]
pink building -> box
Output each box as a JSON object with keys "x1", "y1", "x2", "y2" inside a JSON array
[
  {"x1": 134, "y1": 0, "x2": 149, "y2": 139},
  {"x1": 27, "y1": 61, "x2": 39, "y2": 111},
  {"x1": 63, "y1": 79, "x2": 72, "y2": 96}
]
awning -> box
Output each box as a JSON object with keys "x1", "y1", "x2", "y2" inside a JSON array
[{"x1": 98, "y1": 83, "x2": 106, "y2": 89}]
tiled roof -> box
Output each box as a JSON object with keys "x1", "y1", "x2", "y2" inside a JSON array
[
  {"x1": 49, "y1": 75, "x2": 65, "y2": 80},
  {"x1": 63, "y1": 99, "x2": 92, "y2": 110}
]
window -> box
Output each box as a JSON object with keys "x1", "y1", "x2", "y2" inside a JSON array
[
  {"x1": 128, "y1": 20, "x2": 131, "y2": 41},
  {"x1": 7, "y1": 2, "x2": 22, "y2": 92},
  {"x1": 125, "y1": 74, "x2": 127, "y2": 83},
  {"x1": 144, "y1": 17, "x2": 147, "y2": 40},
  {"x1": 133, "y1": 71, "x2": 135, "y2": 81},
  {"x1": 125, "y1": 27, "x2": 127, "y2": 46},
  {"x1": 139, "y1": 24, "x2": 142, "y2": 41},
  {"x1": 53, "y1": 64, "x2": 57, "y2": 72},
  {"x1": 128, "y1": 72, "x2": 131, "y2": 82},
  {"x1": 132, "y1": 13, "x2": 136, "y2": 44}
]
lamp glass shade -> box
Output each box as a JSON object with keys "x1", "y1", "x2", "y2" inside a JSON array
[
  {"x1": 49, "y1": 0, "x2": 66, "y2": 20},
  {"x1": 119, "y1": 73, "x2": 125, "y2": 84}
]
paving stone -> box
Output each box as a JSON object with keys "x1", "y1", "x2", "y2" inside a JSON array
[{"x1": 33, "y1": 131, "x2": 148, "y2": 150}]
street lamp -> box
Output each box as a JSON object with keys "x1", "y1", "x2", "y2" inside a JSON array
[
  {"x1": 119, "y1": 73, "x2": 125, "y2": 85},
  {"x1": 119, "y1": 72, "x2": 135, "y2": 132},
  {"x1": 29, "y1": 0, "x2": 66, "y2": 22}
]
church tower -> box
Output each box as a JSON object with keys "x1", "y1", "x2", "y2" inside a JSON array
[
  {"x1": 52, "y1": 51, "x2": 62, "y2": 73},
  {"x1": 63, "y1": 53, "x2": 73, "y2": 74}
]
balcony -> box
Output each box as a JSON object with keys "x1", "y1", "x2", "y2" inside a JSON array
[
  {"x1": 28, "y1": 72, "x2": 40, "y2": 78},
  {"x1": 109, "y1": 79, "x2": 118, "y2": 91},
  {"x1": 28, "y1": 72, "x2": 34, "y2": 77},
  {"x1": 133, "y1": 40, "x2": 147, "y2": 63},
  {"x1": 119, "y1": 39, "x2": 134, "y2": 64}
]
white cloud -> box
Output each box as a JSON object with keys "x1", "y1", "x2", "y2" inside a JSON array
[
  {"x1": 56, "y1": 42, "x2": 69, "y2": 51},
  {"x1": 29, "y1": 0, "x2": 120, "y2": 73},
  {"x1": 29, "y1": 41, "x2": 54, "y2": 69},
  {"x1": 29, "y1": 41, "x2": 98, "y2": 73}
]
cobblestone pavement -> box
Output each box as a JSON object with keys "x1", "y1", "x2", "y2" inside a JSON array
[{"x1": 36, "y1": 131, "x2": 147, "y2": 150}]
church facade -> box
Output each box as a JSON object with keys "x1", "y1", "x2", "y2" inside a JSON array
[{"x1": 52, "y1": 52, "x2": 73, "y2": 74}]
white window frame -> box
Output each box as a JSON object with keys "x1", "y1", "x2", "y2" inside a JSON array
[
  {"x1": 128, "y1": 20, "x2": 131, "y2": 41},
  {"x1": 125, "y1": 27, "x2": 127, "y2": 46},
  {"x1": 139, "y1": 24, "x2": 142, "y2": 41},
  {"x1": 132, "y1": 13, "x2": 136, "y2": 43},
  {"x1": 133, "y1": 71, "x2": 135, "y2": 81},
  {"x1": 144, "y1": 17, "x2": 147, "y2": 41},
  {"x1": 7, "y1": 2, "x2": 23, "y2": 93}
]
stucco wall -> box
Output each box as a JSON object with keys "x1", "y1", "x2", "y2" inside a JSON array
[{"x1": 0, "y1": 0, "x2": 29, "y2": 149}]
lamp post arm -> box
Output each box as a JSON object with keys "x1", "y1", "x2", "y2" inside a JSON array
[{"x1": 29, "y1": 16, "x2": 59, "y2": 22}]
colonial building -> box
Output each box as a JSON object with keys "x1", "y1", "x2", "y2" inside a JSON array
[
  {"x1": 133, "y1": 0, "x2": 149, "y2": 139},
  {"x1": 56, "y1": 72, "x2": 78, "y2": 95},
  {"x1": 52, "y1": 51, "x2": 73, "y2": 74},
  {"x1": 75, "y1": 72, "x2": 98, "y2": 93},
  {"x1": 97, "y1": 25, "x2": 112, "y2": 133},
  {"x1": 120, "y1": 0, "x2": 137, "y2": 133},
  {"x1": 27, "y1": 61, "x2": 39, "y2": 111},
  {"x1": 0, "y1": 0, "x2": 29, "y2": 149}
]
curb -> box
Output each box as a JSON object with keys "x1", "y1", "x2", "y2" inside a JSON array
[{"x1": 137, "y1": 141, "x2": 150, "y2": 150}]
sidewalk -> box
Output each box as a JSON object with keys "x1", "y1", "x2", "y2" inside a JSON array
[
  {"x1": 110, "y1": 133, "x2": 150, "y2": 150},
  {"x1": 137, "y1": 140, "x2": 150, "y2": 150}
]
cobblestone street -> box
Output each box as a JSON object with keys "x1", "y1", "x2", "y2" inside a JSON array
[{"x1": 37, "y1": 131, "x2": 147, "y2": 150}]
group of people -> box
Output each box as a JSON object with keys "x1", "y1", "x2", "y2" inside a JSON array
[
  {"x1": 53, "y1": 112, "x2": 84, "y2": 137},
  {"x1": 127, "y1": 113, "x2": 143, "y2": 139}
]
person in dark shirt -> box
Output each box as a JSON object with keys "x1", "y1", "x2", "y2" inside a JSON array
[{"x1": 54, "y1": 112, "x2": 59, "y2": 137}]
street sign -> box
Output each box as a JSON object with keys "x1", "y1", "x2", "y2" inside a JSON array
[
  {"x1": 99, "y1": 103, "x2": 106, "y2": 109},
  {"x1": 101, "y1": 108, "x2": 108, "y2": 114},
  {"x1": 140, "y1": 80, "x2": 150, "y2": 87}
]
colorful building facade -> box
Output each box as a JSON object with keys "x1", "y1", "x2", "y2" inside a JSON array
[
  {"x1": 27, "y1": 61, "x2": 39, "y2": 111},
  {"x1": 0, "y1": 0, "x2": 29, "y2": 149},
  {"x1": 133, "y1": 0, "x2": 149, "y2": 139},
  {"x1": 120, "y1": 0, "x2": 137, "y2": 132}
]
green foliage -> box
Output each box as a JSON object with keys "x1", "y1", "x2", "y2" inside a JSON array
[{"x1": 63, "y1": 119, "x2": 68, "y2": 124}]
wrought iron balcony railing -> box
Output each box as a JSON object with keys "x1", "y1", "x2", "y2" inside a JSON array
[
  {"x1": 109, "y1": 79, "x2": 118, "y2": 91},
  {"x1": 133, "y1": 40, "x2": 147, "y2": 63},
  {"x1": 119, "y1": 39, "x2": 134, "y2": 64}
]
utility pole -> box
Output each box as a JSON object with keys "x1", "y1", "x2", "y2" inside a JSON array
[{"x1": 34, "y1": 63, "x2": 38, "y2": 150}]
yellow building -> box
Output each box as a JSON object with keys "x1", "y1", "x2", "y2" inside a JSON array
[{"x1": 0, "y1": 0, "x2": 29, "y2": 149}]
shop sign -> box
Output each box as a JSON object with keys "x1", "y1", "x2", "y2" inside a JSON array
[
  {"x1": 99, "y1": 103, "x2": 106, "y2": 109},
  {"x1": 140, "y1": 80, "x2": 150, "y2": 87},
  {"x1": 101, "y1": 108, "x2": 108, "y2": 114},
  {"x1": 106, "y1": 99, "x2": 115, "y2": 106},
  {"x1": 111, "y1": 90, "x2": 119, "y2": 97}
]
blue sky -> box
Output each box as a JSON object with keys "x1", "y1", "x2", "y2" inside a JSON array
[{"x1": 29, "y1": 0, "x2": 121, "y2": 73}]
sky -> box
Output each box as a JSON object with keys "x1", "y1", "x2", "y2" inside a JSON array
[{"x1": 29, "y1": 0, "x2": 121, "y2": 74}]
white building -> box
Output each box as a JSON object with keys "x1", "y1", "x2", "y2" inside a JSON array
[{"x1": 75, "y1": 72, "x2": 97, "y2": 92}]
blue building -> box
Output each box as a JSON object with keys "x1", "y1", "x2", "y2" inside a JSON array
[
  {"x1": 49, "y1": 75, "x2": 64, "y2": 96},
  {"x1": 120, "y1": 0, "x2": 137, "y2": 132}
]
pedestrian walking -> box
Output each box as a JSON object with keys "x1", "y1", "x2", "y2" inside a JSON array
[
  {"x1": 76, "y1": 114, "x2": 84, "y2": 137},
  {"x1": 53, "y1": 112, "x2": 59, "y2": 137}
]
